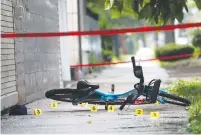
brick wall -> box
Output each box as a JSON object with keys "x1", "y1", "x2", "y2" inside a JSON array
[{"x1": 1, "y1": 0, "x2": 18, "y2": 111}]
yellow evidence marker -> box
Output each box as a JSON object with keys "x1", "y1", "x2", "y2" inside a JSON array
[
  {"x1": 90, "y1": 104, "x2": 98, "y2": 112},
  {"x1": 107, "y1": 105, "x2": 115, "y2": 112},
  {"x1": 135, "y1": 109, "x2": 144, "y2": 116},
  {"x1": 150, "y1": 112, "x2": 160, "y2": 118},
  {"x1": 50, "y1": 102, "x2": 58, "y2": 109},
  {"x1": 34, "y1": 109, "x2": 42, "y2": 115},
  {"x1": 155, "y1": 101, "x2": 160, "y2": 105},
  {"x1": 80, "y1": 102, "x2": 88, "y2": 107}
]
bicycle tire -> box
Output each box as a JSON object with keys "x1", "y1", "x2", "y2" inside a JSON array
[
  {"x1": 158, "y1": 92, "x2": 191, "y2": 105},
  {"x1": 45, "y1": 89, "x2": 75, "y2": 102},
  {"x1": 45, "y1": 88, "x2": 102, "y2": 103},
  {"x1": 163, "y1": 99, "x2": 188, "y2": 106}
]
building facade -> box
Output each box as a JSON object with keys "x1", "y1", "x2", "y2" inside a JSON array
[
  {"x1": 1, "y1": 0, "x2": 64, "y2": 111},
  {"x1": 1, "y1": 0, "x2": 102, "y2": 111},
  {"x1": 68, "y1": 0, "x2": 102, "y2": 79}
]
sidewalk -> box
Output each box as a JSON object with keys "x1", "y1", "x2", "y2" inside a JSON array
[
  {"x1": 1, "y1": 47, "x2": 189, "y2": 134},
  {"x1": 85, "y1": 47, "x2": 169, "y2": 90}
]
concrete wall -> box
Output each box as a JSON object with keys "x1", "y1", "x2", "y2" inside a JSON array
[
  {"x1": 13, "y1": 0, "x2": 63, "y2": 104},
  {"x1": 1, "y1": 0, "x2": 19, "y2": 111},
  {"x1": 1, "y1": 0, "x2": 63, "y2": 111}
]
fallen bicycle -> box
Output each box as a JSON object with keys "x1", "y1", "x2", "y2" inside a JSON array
[{"x1": 45, "y1": 56, "x2": 191, "y2": 110}]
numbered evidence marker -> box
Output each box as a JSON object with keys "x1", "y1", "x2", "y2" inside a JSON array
[
  {"x1": 50, "y1": 102, "x2": 58, "y2": 109},
  {"x1": 107, "y1": 105, "x2": 115, "y2": 112},
  {"x1": 135, "y1": 109, "x2": 144, "y2": 116},
  {"x1": 90, "y1": 104, "x2": 98, "y2": 112},
  {"x1": 34, "y1": 109, "x2": 42, "y2": 115},
  {"x1": 150, "y1": 112, "x2": 160, "y2": 118}
]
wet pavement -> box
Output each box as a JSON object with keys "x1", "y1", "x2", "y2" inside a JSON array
[
  {"x1": 1, "y1": 99, "x2": 188, "y2": 134},
  {"x1": 1, "y1": 48, "x2": 191, "y2": 134}
]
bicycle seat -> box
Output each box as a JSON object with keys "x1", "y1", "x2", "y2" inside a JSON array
[{"x1": 77, "y1": 80, "x2": 99, "y2": 90}]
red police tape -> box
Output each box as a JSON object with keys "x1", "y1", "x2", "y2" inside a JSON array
[
  {"x1": 70, "y1": 52, "x2": 201, "y2": 68},
  {"x1": 1, "y1": 22, "x2": 201, "y2": 38},
  {"x1": 1, "y1": 22, "x2": 200, "y2": 68}
]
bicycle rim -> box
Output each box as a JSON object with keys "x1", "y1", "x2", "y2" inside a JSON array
[
  {"x1": 163, "y1": 99, "x2": 188, "y2": 106},
  {"x1": 159, "y1": 92, "x2": 191, "y2": 106}
]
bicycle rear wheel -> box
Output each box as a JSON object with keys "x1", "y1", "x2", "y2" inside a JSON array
[
  {"x1": 163, "y1": 99, "x2": 188, "y2": 106},
  {"x1": 158, "y1": 92, "x2": 191, "y2": 106},
  {"x1": 45, "y1": 89, "x2": 75, "y2": 102}
]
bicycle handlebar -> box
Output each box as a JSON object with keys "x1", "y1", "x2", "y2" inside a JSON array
[
  {"x1": 119, "y1": 56, "x2": 144, "y2": 110},
  {"x1": 131, "y1": 56, "x2": 135, "y2": 68}
]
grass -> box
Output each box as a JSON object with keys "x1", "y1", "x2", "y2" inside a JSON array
[
  {"x1": 112, "y1": 54, "x2": 131, "y2": 62},
  {"x1": 167, "y1": 78, "x2": 201, "y2": 134}
]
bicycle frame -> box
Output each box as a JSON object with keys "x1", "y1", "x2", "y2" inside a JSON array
[
  {"x1": 45, "y1": 56, "x2": 190, "y2": 108},
  {"x1": 72, "y1": 88, "x2": 169, "y2": 105}
]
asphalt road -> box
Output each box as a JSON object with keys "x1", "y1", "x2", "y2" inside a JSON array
[{"x1": 1, "y1": 48, "x2": 190, "y2": 134}]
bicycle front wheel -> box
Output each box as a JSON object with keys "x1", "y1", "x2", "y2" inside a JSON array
[
  {"x1": 45, "y1": 88, "x2": 75, "y2": 102},
  {"x1": 158, "y1": 92, "x2": 191, "y2": 106}
]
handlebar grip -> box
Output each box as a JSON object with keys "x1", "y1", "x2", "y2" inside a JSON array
[
  {"x1": 131, "y1": 56, "x2": 135, "y2": 68},
  {"x1": 119, "y1": 100, "x2": 127, "y2": 110}
]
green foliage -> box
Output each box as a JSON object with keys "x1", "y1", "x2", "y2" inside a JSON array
[
  {"x1": 168, "y1": 79, "x2": 201, "y2": 133},
  {"x1": 192, "y1": 29, "x2": 201, "y2": 48},
  {"x1": 102, "y1": 36, "x2": 114, "y2": 50},
  {"x1": 102, "y1": 49, "x2": 114, "y2": 62},
  {"x1": 191, "y1": 28, "x2": 201, "y2": 36},
  {"x1": 188, "y1": 101, "x2": 201, "y2": 134},
  {"x1": 193, "y1": 47, "x2": 201, "y2": 58},
  {"x1": 194, "y1": 0, "x2": 201, "y2": 9},
  {"x1": 89, "y1": 55, "x2": 99, "y2": 64},
  {"x1": 154, "y1": 43, "x2": 195, "y2": 61},
  {"x1": 168, "y1": 79, "x2": 201, "y2": 102},
  {"x1": 112, "y1": 55, "x2": 129, "y2": 62},
  {"x1": 87, "y1": 0, "x2": 141, "y2": 29},
  {"x1": 102, "y1": 49, "x2": 114, "y2": 57},
  {"x1": 89, "y1": 54, "x2": 104, "y2": 71},
  {"x1": 101, "y1": 35, "x2": 115, "y2": 62},
  {"x1": 87, "y1": 0, "x2": 201, "y2": 26}
]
